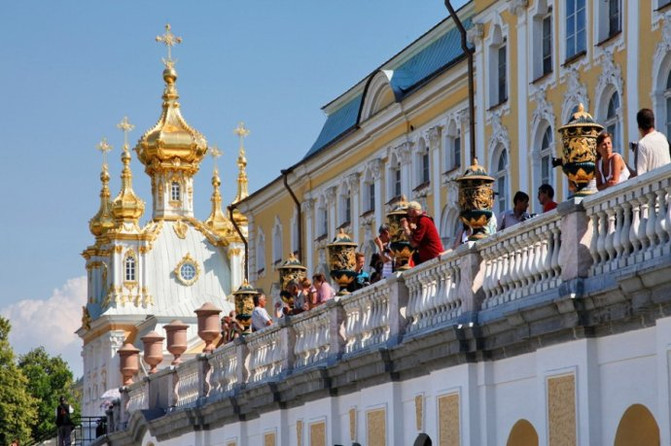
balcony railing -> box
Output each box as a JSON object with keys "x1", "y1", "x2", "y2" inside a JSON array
[{"x1": 111, "y1": 164, "x2": 671, "y2": 432}]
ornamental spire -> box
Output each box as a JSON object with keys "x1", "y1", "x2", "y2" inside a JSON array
[
  {"x1": 89, "y1": 138, "x2": 115, "y2": 237},
  {"x1": 112, "y1": 117, "x2": 145, "y2": 224},
  {"x1": 232, "y1": 122, "x2": 249, "y2": 204},
  {"x1": 155, "y1": 24, "x2": 182, "y2": 68},
  {"x1": 204, "y1": 146, "x2": 234, "y2": 241}
]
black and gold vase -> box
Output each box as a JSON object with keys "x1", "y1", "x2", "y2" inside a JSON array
[
  {"x1": 277, "y1": 253, "x2": 307, "y2": 294},
  {"x1": 233, "y1": 281, "x2": 258, "y2": 334},
  {"x1": 326, "y1": 229, "x2": 358, "y2": 295},
  {"x1": 456, "y1": 160, "x2": 495, "y2": 241},
  {"x1": 557, "y1": 103, "x2": 604, "y2": 196},
  {"x1": 386, "y1": 196, "x2": 413, "y2": 270}
]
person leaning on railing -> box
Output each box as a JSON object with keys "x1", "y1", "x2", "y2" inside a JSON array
[
  {"x1": 596, "y1": 131, "x2": 630, "y2": 191},
  {"x1": 400, "y1": 201, "x2": 444, "y2": 266}
]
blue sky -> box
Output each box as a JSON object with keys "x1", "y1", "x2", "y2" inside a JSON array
[{"x1": 0, "y1": 1, "x2": 461, "y2": 376}]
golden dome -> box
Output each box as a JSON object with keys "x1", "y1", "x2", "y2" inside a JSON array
[
  {"x1": 135, "y1": 65, "x2": 208, "y2": 176},
  {"x1": 89, "y1": 163, "x2": 115, "y2": 237},
  {"x1": 112, "y1": 148, "x2": 145, "y2": 223}
]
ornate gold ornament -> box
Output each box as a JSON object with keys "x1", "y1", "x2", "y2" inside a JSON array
[
  {"x1": 81, "y1": 306, "x2": 92, "y2": 330},
  {"x1": 173, "y1": 219, "x2": 188, "y2": 239},
  {"x1": 112, "y1": 116, "x2": 145, "y2": 223},
  {"x1": 326, "y1": 230, "x2": 358, "y2": 295},
  {"x1": 173, "y1": 253, "x2": 200, "y2": 286},
  {"x1": 456, "y1": 160, "x2": 495, "y2": 241}
]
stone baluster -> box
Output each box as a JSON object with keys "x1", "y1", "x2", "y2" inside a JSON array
[
  {"x1": 605, "y1": 208, "x2": 616, "y2": 265},
  {"x1": 655, "y1": 187, "x2": 669, "y2": 244},
  {"x1": 645, "y1": 190, "x2": 658, "y2": 249},
  {"x1": 612, "y1": 205, "x2": 624, "y2": 261},
  {"x1": 595, "y1": 209, "x2": 607, "y2": 268},
  {"x1": 550, "y1": 224, "x2": 562, "y2": 279},
  {"x1": 589, "y1": 212, "x2": 600, "y2": 267},
  {"x1": 665, "y1": 181, "x2": 671, "y2": 241},
  {"x1": 620, "y1": 201, "x2": 633, "y2": 258},
  {"x1": 629, "y1": 196, "x2": 642, "y2": 253}
]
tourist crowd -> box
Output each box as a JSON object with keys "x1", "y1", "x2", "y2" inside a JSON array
[{"x1": 223, "y1": 108, "x2": 670, "y2": 337}]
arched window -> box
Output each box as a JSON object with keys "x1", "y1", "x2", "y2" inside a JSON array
[
  {"x1": 494, "y1": 147, "x2": 509, "y2": 215},
  {"x1": 171, "y1": 181, "x2": 181, "y2": 201},
  {"x1": 604, "y1": 92, "x2": 621, "y2": 153},
  {"x1": 124, "y1": 254, "x2": 136, "y2": 282},
  {"x1": 339, "y1": 186, "x2": 351, "y2": 225},
  {"x1": 540, "y1": 126, "x2": 554, "y2": 187},
  {"x1": 422, "y1": 145, "x2": 430, "y2": 184},
  {"x1": 488, "y1": 25, "x2": 508, "y2": 106},
  {"x1": 272, "y1": 220, "x2": 282, "y2": 263}
]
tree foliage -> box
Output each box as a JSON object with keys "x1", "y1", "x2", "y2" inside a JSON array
[
  {"x1": 19, "y1": 346, "x2": 80, "y2": 441},
  {"x1": 0, "y1": 316, "x2": 38, "y2": 445}
]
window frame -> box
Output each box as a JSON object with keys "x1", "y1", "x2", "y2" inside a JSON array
[{"x1": 565, "y1": 0, "x2": 586, "y2": 61}]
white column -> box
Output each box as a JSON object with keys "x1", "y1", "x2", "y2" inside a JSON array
[
  {"x1": 429, "y1": 125, "x2": 443, "y2": 219},
  {"x1": 348, "y1": 173, "x2": 361, "y2": 244},
  {"x1": 371, "y1": 159, "x2": 384, "y2": 230},
  {"x1": 515, "y1": 7, "x2": 530, "y2": 193},
  {"x1": 326, "y1": 186, "x2": 337, "y2": 238},
  {"x1": 398, "y1": 142, "x2": 413, "y2": 199},
  {"x1": 302, "y1": 199, "x2": 315, "y2": 274},
  {"x1": 626, "y1": 0, "x2": 639, "y2": 147}
]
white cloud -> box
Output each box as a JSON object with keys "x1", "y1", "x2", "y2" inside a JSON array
[{"x1": 1, "y1": 276, "x2": 85, "y2": 378}]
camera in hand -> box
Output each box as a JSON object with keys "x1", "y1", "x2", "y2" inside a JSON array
[
  {"x1": 551, "y1": 157, "x2": 563, "y2": 168},
  {"x1": 629, "y1": 141, "x2": 638, "y2": 152}
]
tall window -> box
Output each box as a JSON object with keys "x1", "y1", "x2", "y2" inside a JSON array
[
  {"x1": 495, "y1": 148, "x2": 509, "y2": 214},
  {"x1": 665, "y1": 71, "x2": 671, "y2": 138},
  {"x1": 367, "y1": 182, "x2": 375, "y2": 212},
  {"x1": 272, "y1": 223, "x2": 282, "y2": 263},
  {"x1": 124, "y1": 255, "x2": 136, "y2": 282},
  {"x1": 608, "y1": 0, "x2": 621, "y2": 37},
  {"x1": 256, "y1": 232, "x2": 266, "y2": 274},
  {"x1": 542, "y1": 13, "x2": 553, "y2": 75},
  {"x1": 319, "y1": 207, "x2": 328, "y2": 236},
  {"x1": 171, "y1": 181, "x2": 181, "y2": 201},
  {"x1": 540, "y1": 127, "x2": 554, "y2": 187},
  {"x1": 345, "y1": 195, "x2": 351, "y2": 223},
  {"x1": 453, "y1": 134, "x2": 462, "y2": 169},
  {"x1": 421, "y1": 146, "x2": 430, "y2": 184},
  {"x1": 604, "y1": 92, "x2": 621, "y2": 153},
  {"x1": 498, "y1": 44, "x2": 507, "y2": 104},
  {"x1": 393, "y1": 163, "x2": 402, "y2": 198},
  {"x1": 566, "y1": 0, "x2": 586, "y2": 59}
]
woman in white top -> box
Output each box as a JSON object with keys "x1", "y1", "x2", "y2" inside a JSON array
[{"x1": 596, "y1": 131, "x2": 630, "y2": 191}]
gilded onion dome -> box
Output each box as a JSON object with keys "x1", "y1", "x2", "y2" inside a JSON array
[
  {"x1": 112, "y1": 146, "x2": 145, "y2": 223},
  {"x1": 135, "y1": 63, "x2": 208, "y2": 176},
  {"x1": 89, "y1": 162, "x2": 115, "y2": 237}
]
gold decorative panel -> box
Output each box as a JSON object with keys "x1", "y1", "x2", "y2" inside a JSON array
[
  {"x1": 547, "y1": 374, "x2": 576, "y2": 446},
  {"x1": 367, "y1": 408, "x2": 387, "y2": 446},
  {"x1": 438, "y1": 393, "x2": 460, "y2": 446},
  {"x1": 310, "y1": 421, "x2": 326, "y2": 446},
  {"x1": 415, "y1": 394, "x2": 424, "y2": 431},
  {"x1": 226, "y1": 442, "x2": 236, "y2": 446},
  {"x1": 349, "y1": 407, "x2": 357, "y2": 441},
  {"x1": 264, "y1": 431, "x2": 275, "y2": 446},
  {"x1": 297, "y1": 420, "x2": 303, "y2": 446}
]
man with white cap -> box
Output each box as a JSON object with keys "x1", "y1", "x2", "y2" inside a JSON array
[{"x1": 400, "y1": 201, "x2": 444, "y2": 266}]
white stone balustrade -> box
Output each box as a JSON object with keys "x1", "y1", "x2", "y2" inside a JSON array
[
  {"x1": 208, "y1": 342, "x2": 239, "y2": 394},
  {"x1": 480, "y1": 210, "x2": 562, "y2": 309},
  {"x1": 126, "y1": 380, "x2": 148, "y2": 413},
  {"x1": 246, "y1": 324, "x2": 287, "y2": 383},
  {"x1": 342, "y1": 279, "x2": 392, "y2": 355},
  {"x1": 403, "y1": 251, "x2": 461, "y2": 334},
  {"x1": 175, "y1": 359, "x2": 200, "y2": 407},
  {"x1": 292, "y1": 302, "x2": 332, "y2": 368},
  {"x1": 584, "y1": 164, "x2": 671, "y2": 275}
]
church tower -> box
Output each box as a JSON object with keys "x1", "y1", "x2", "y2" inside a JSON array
[{"x1": 78, "y1": 25, "x2": 246, "y2": 417}]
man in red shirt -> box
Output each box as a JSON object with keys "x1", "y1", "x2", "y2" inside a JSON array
[
  {"x1": 538, "y1": 184, "x2": 558, "y2": 213},
  {"x1": 400, "y1": 201, "x2": 444, "y2": 265}
]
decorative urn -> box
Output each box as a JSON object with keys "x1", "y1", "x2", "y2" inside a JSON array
[
  {"x1": 118, "y1": 342, "x2": 140, "y2": 386},
  {"x1": 386, "y1": 196, "x2": 413, "y2": 270},
  {"x1": 557, "y1": 103, "x2": 604, "y2": 196},
  {"x1": 194, "y1": 302, "x2": 222, "y2": 354},
  {"x1": 277, "y1": 253, "x2": 307, "y2": 292},
  {"x1": 456, "y1": 160, "x2": 495, "y2": 241},
  {"x1": 326, "y1": 229, "x2": 358, "y2": 295},
  {"x1": 232, "y1": 281, "x2": 258, "y2": 334},
  {"x1": 163, "y1": 319, "x2": 189, "y2": 365},
  {"x1": 141, "y1": 331, "x2": 165, "y2": 374}
]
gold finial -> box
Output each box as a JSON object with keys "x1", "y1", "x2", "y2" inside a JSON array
[
  {"x1": 232, "y1": 122, "x2": 249, "y2": 205},
  {"x1": 116, "y1": 116, "x2": 135, "y2": 151},
  {"x1": 155, "y1": 24, "x2": 182, "y2": 67},
  {"x1": 96, "y1": 137, "x2": 113, "y2": 165},
  {"x1": 210, "y1": 145, "x2": 222, "y2": 171}
]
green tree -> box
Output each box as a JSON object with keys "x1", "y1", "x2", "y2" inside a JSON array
[
  {"x1": 19, "y1": 346, "x2": 80, "y2": 441},
  {"x1": 0, "y1": 316, "x2": 38, "y2": 445}
]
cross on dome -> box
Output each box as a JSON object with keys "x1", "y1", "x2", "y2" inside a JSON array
[
  {"x1": 96, "y1": 137, "x2": 113, "y2": 165},
  {"x1": 116, "y1": 116, "x2": 135, "y2": 151},
  {"x1": 155, "y1": 24, "x2": 182, "y2": 68},
  {"x1": 234, "y1": 122, "x2": 250, "y2": 151}
]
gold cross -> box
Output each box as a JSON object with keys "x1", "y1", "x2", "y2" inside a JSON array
[
  {"x1": 116, "y1": 116, "x2": 135, "y2": 151},
  {"x1": 96, "y1": 137, "x2": 113, "y2": 165},
  {"x1": 233, "y1": 122, "x2": 250, "y2": 150},
  {"x1": 209, "y1": 145, "x2": 222, "y2": 168},
  {"x1": 155, "y1": 24, "x2": 182, "y2": 66}
]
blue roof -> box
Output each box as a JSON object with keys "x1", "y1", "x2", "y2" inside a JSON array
[
  {"x1": 304, "y1": 15, "x2": 472, "y2": 159},
  {"x1": 304, "y1": 93, "x2": 363, "y2": 158}
]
